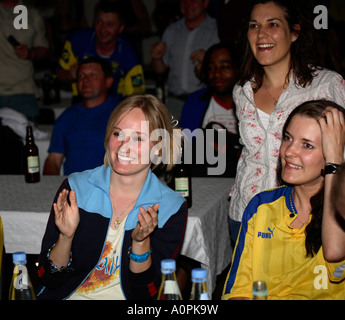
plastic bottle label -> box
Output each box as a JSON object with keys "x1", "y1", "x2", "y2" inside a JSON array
[
  {"x1": 14, "y1": 266, "x2": 29, "y2": 290},
  {"x1": 175, "y1": 177, "x2": 189, "y2": 197},
  {"x1": 199, "y1": 292, "x2": 210, "y2": 300},
  {"x1": 164, "y1": 280, "x2": 181, "y2": 295},
  {"x1": 27, "y1": 156, "x2": 39, "y2": 173}
]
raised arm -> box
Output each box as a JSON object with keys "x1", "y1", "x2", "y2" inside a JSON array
[
  {"x1": 320, "y1": 107, "x2": 345, "y2": 262},
  {"x1": 49, "y1": 189, "x2": 80, "y2": 268},
  {"x1": 150, "y1": 41, "x2": 168, "y2": 74},
  {"x1": 333, "y1": 163, "x2": 345, "y2": 219}
]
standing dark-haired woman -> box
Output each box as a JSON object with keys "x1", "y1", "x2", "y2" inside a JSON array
[
  {"x1": 223, "y1": 100, "x2": 345, "y2": 300},
  {"x1": 228, "y1": 0, "x2": 345, "y2": 243}
]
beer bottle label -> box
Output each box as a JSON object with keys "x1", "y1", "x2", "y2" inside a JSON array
[
  {"x1": 175, "y1": 177, "x2": 189, "y2": 197},
  {"x1": 27, "y1": 156, "x2": 39, "y2": 173}
]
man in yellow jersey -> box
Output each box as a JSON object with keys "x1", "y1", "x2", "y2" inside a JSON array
[{"x1": 57, "y1": 1, "x2": 145, "y2": 104}]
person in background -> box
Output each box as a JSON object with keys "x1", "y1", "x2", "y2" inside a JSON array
[
  {"x1": 228, "y1": 0, "x2": 345, "y2": 243},
  {"x1": 102, "y1": 0, "x2": 152, "y2": 61},
  {"x1": 180, "y1": 42, "x2": 239, "y2": 134},
  {"x1": 150, "y1": 0, "x2": 219, "y2": 119},
  {"x1": 179, "y1": 41, "x2": 240, "y2": 178},
  {"x1": 37, "y1": 94, "x2": 188, "y2": 300},
  {"x1": 57, "y1": 0, "x2": 145, "y2": 104},
  {"x1": 0, "y1": 0, "x2": 49, "y2": 120},
  {"x1": 43, "y1": 57, "x2": 118, "y2": 176},
  {"x1": 223, "y1": 100, "x2": 345, "y2": 300}
]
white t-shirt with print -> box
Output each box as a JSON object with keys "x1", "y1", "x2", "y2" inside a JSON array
[{"x1": 68, "y1": 218, "x2": 127, "y2": 300}]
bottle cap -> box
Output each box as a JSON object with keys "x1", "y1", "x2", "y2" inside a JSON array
[
  {"x1": 13, "y1": 252, "x2": 27, "y2": 264},
  {"x1": 252, "y1": 280, "x2": 268, "y2": 296},
  {"x1": 161, "y1": 259, "x2": 176, "y2": 274},
  {"x1": 191, "y1": 268, "x2": 207, "y2": 283}
]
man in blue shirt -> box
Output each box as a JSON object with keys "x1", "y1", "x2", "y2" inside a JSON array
[{"x1": 43, "y1": 57, "x2": 119, "y2": 175}]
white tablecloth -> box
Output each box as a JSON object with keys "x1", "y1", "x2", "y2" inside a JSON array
[{"x1": 0, "y1": 175, "x2": 233, "y2": 295}]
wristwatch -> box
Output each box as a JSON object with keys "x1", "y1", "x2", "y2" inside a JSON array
[
  {"x1": 323, "y1": 163, "x2": 340, "y2": 175},
  {"x1": 128, "y1": 247, "x2": 152, "y2": 263}
]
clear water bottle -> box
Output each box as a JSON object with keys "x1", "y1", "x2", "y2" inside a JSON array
[
  {"x1": 157, "y1": 259, "x2": 182, "y2": 300},
  {"x1": 190, "y1": 268, "x2": 210, "y2": 300},
  {"x1": 9, "y1": 252, "x2": 36, "y2": 300},
  {"x1": 252, "y1": 281, "x2": 267, "y2": 300}
]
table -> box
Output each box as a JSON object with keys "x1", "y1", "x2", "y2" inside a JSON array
[
  {"x1": 0, "y1": 175, "x2": 234, "y2": 296},
  {"x1": 180, "y1": 177, "x2": 233, "y2": 295},
  {"x1": 0, "y1": 175, "x2": 64, "y2": 255}
]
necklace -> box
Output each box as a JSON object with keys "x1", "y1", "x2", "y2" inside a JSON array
[
  {"x1": 110, "y1": 196, "x2": 136, "y2": 229},
  {"x1": 295, "y1": 214, "x2": 309, "y2": 227},
  {"x1": 263, "y1": 83, "x2": 286, "y2": 106}
]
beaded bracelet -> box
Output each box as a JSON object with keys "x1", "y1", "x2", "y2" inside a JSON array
[{"x1": 47, "y1": 243, "x2": 73, "y2": 273}]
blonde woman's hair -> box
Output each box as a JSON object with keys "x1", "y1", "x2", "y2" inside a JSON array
[{"x1": 104, "y1": 93, "x2": 183, "y2": 171}]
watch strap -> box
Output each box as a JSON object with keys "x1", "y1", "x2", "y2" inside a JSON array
[
  {"x1": 323, "y1": 163, "x2": 340, "y2": 175},
  {"x1": 128, "y1": 247, "x2": 152, "y2": 263}
]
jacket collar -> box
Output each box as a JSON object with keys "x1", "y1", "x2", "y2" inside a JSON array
[{"x1": 87, "y1": 166, "x2": 162, "y2": 229}]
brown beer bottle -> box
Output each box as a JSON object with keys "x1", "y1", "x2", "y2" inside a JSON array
[
  {"x1": 24, "y1": 126, "x2": 40, "y2": 183},
  {"x1": 174, "y1": 148, "x2": 192, "y2": 208}
]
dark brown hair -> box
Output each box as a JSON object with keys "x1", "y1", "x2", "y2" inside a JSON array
[
  {"x1": 239, "y1": 0, "x2": 321, "y2": 92},
  {"x1": 280, "y1": 99, "x2": 345, "y2": 257}
]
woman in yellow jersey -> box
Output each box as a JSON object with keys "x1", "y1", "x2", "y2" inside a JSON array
[{"x1": 222, "y1": 100, "x2": 345, "y2": 300}]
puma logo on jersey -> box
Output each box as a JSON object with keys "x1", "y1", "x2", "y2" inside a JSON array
[{"x1": 258, "y1": 227, "x2": 275, "y2": 239}]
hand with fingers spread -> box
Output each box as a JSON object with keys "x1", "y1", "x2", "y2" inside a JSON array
[
  {"x1": 53, "y1": 189, "x2": 80, "y2": 239},
  {"x1": 131, "y1": 203, "x2": 159, "y2": 243},
  {"x1": 318, "y1": 106, "x2": 345, "y2": 165}
]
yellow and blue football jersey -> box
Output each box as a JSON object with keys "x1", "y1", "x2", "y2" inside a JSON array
[{"x1": 222, "y1": 186, "x2": 345, "y2": 300}]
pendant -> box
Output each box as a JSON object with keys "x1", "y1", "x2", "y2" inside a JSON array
[
  {"x1": 274, "y1": 101, "x2": 278, "y2": 106},
  {"x1": 113, "y1": 218, "x2": 121, "y2": 229}
]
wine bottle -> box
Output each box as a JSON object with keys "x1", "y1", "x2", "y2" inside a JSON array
[
  {"x1": 174, "y1": 147, "x2": 192, "y2": 208},
  {"x1": 24, "y1": 125, "x2": 40, "y2": 183}
]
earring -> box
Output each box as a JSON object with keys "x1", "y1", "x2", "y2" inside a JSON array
[{"x1": 292, "y1": 36, "x2": 297, "y2": 42}]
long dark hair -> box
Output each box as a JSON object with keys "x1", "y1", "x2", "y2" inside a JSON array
[
  {"x1": 239, "y1": 0, "x2": 320, "y2": 91},
  {"x1": 279, "y1": 100, "x2": 345, "y2": 257}
]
